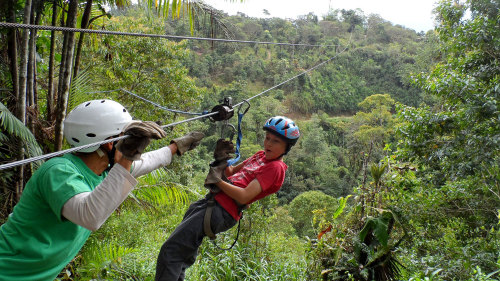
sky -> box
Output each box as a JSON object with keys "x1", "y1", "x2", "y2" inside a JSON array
[{"x1": 203, "y1": 0, "x2": 438, "y2": 33}]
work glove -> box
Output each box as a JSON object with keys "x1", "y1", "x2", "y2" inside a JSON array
[
  {"x1": 170, "y1": 131, "x2": 205, "y2": 155},
  {"x1": 204, "y1": 161, "x2": 228, "y2": 193},
  {"x1": 116, "y1": 121, "x2": 166, "y2": 161},
  {"x1": 213, "y1": 139, "x2": 235, "y2": 162}
]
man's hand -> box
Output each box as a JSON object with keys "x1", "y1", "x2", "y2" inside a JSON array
[
  {"x1": 116, "y1": 121, "x2": 166, "y2": 161},
  {"x1": 213, "y1": 139, "x2": 235, "y2": 162},
  {"x1": 170, "y1": 131, "x2": 205, "y2": 155}
]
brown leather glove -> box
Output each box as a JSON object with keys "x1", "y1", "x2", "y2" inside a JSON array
[
  {"x1": 204, "y1": 161, "x2": 229, "y2": 193},
  {"x1": 170, "y1": 131, "x2": 205, "y2": 155},
  {"x1": 116, "y1": 121, "x2": 166, "y2": 161},
  {"x1": 213, "y1": 139, "x2": 235, "y2": 162}
]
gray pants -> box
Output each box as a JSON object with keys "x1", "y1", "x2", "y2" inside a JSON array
[{"x1": 155, "y1": 195, "x2": 237, "y2": 281}]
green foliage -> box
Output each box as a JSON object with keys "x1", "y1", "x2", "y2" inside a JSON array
[
  {"x1": 81, "y1": 7, "x2": 203, "y2": 125},
  {"x1": 390, "y1": 1, "x2": 500, "y2": 278},
  {"x1": 0, "y1": 102, "x2": 44, "y2": 200},
  {"x1": 3, "y1": 1, "x2": 497, "y2": 279},
  {"x1": 189, "y1": 196, "x2": 308, "y2": 280},
  {"x1": 0, "y1": 102, "x2": 43, "y2": 165},
  {"x1": 77, "y1": 239, "x2": 136, "y2": 280},
  {"x1": 287, "y1": 191, "x2": 338, "y2": 237},
  {"x1": 132, "y1": 168, "x2": 191, "y2": 209}
]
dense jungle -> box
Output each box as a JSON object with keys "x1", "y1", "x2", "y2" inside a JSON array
[{"x1": 0, "y1": 0, "x2": 499, "y2": 280}]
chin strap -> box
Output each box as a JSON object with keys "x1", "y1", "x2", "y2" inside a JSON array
[{"x1": 104, "y1": 143, "x2": 117, "y2": 172}]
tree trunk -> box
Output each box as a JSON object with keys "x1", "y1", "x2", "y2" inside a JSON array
[
  {"x1": 54, "y1": 0, "x2": 78, "y2": 151},
  {"x1": 47, "y1": 0, "x2": 58, "y2": 122},
  {"x1": 73, "y1": 0, "x2": 93, "y2": 78},
  {"x1": 15, "y1": 0, "x2": 32, "y2": 201},
  {"x1": 5, "y1": 0, "x2": 20, "y2": 201},
  {"x1": 18, "y1": 0, "x2": 32, "y2": 121},
  {"x1": 27, "y1": 1, "x2": 36, "y2": 131},
  {"x1": 7, "y1": 0, "x2": 19, "y2": 107}
]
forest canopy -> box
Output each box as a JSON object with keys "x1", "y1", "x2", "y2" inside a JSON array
[{"x1": 0, "y1": 0, "x2": 498, "y2": 280}]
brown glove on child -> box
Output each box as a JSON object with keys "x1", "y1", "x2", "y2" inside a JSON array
[
  {"x1": 204, "y1": 139, "x2": 235, "y2": 193},
  {"x1": 170, "y1": 131, "x2": 205, "y2": 155},
  {"x1": 213, "y1": 139, "x2": 235, "y2": 162},
  {"x1": 204, "y1": 161, "x2": 228, "y2": 193},
  {"x1": 116, "y1": 121, "x2": 166, "y2": 161}
]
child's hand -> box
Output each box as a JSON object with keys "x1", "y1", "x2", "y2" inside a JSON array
[
  {"x1": 213, "y1": 139, "x2": 235, "y2": 162},
  {"x1": 205, "y1": 163, "x2": 226, "y2": 185}
]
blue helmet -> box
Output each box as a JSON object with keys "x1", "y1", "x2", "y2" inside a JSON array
[{"x1": 263, "y1": 116, "x2": 300, "y2": 152}]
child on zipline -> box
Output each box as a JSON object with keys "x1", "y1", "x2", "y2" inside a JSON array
[{"x1": 155, "y1": 116, "x2": 300, "y2": 281}]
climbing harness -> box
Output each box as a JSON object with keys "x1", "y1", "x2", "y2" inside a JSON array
[{"x1": 203, "y1": 193, "x2": 244, "y2": 250}]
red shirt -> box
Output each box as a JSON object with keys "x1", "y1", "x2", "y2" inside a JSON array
[{"x1": 214, "y1": 151, "x2": 288, "y2": 220}]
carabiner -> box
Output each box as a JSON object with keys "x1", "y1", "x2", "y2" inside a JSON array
[
  {"x1": 237, "y1": 99, "x2": 251, "y2": 115},
  {"x1": 220, "y1": 121, "x2": 236, "y2": 141}
]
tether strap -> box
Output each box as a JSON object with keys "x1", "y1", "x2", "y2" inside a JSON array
[{"x1": 227, "y1": 100, "x2": 250, "y2": 166}]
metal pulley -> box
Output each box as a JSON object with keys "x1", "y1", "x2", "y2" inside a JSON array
[{"x1": 209, "y1": 97, "x2": 234, "y2": 122}]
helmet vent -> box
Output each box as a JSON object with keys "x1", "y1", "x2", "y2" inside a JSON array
[
  {"x1": 101, "y1": 100, "x2": 106, "y2": 103},
  {"x1": 86, "y1": 133, "x2": 96, "y2": 137},
  {"x1": 123, "y1": 109, "x2": 127, "y2": 112},
  {"x1": 72, "y1": 138, "x2": 80, "y2": 143},
  {"x1": 85, "y1": 102, "x2": 91, "y2": 107}
]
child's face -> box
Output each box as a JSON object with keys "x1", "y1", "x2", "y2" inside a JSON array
[{"x1": 263, "y1": 132, "x2": 287, "y2": 160}]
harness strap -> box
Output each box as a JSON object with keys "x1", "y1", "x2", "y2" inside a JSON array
[
  {"x1": 203, "y1": 193, "x2": 244, "y2": 250},
  {"x1": 203, "y1": 196, "x2": 217, "y2": 240}
]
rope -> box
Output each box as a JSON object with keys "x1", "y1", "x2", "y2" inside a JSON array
[
  {"x1": 0, "y1": 36, "x2": 352, "y2": 171},
  {"x1": 233, "y1": 44, "x2": 350, "y2": 108},
  {"x1": 120, "y1": 89, "x2": 204, "y2": 116},
  {"x1": 0, "y1": 111, "x2": 218, "y2": 171},
  {"x1": 85, "y1": 89, "x2": 205, "y2": 115},
  {"x1": 0, "y1": 22, "x2": 338, "y2": 48}
]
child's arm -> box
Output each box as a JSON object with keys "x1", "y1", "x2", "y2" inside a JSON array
[
  {"x1": 215, "y1": 179, "x2": 262, "y2": 205},
  {"x1": 225, "y1": 161, "x2": 246, "y2": 177}
]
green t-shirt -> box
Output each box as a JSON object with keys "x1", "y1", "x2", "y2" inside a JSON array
[{"x1": 0, "y1": 154, "x2": 106, "y2": 281}]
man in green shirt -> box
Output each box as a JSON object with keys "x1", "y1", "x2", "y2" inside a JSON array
[{"x1": 0, "y1": 99, "x2": 204, "y2": 280}]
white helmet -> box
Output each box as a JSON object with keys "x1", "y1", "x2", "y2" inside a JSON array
[{"x1": 63, "y1": 99, "x2": 132, "y2": 153}]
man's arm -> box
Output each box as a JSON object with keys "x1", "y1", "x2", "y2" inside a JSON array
[
  {"x1": 130, "y1": 144, "x2": 176, "y2": 178},
  {"x1": 215, "y1": 179, "x2": 262, "y2": 205},
  {"x1": 61, "y1": 162, "x2": 137, "y2": 231}
]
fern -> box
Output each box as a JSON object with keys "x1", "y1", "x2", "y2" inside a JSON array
[
  {"x1": 131, "y1": 168, "x2": 191, "y2": 211},
  {"x1": 79, "y1": 239, "x2": 136, "y2": 279}
]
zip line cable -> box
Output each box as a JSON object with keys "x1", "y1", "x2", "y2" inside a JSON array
[
  {"x1": 0, "y1": 35, "x2": 352, "y2": 171},
  {"x1": 87, "y1": 88, "x2": 204, "y2": 116},
  {"x1": 233, "y1": 43, "x2": 351, "y2": 108},
  {"x1": 0, "y1": 111, "x2": 218, "y2": 171},
  {"x1": 0, "y1": 22, "x2": 338, "y2": 48}
]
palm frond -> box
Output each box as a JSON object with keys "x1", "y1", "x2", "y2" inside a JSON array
[
  {"x1": 68, "y1": 68, "x2": 94, "y2": 111},
  {"x1": 0, "y1": 102, "x2": 43, "y2": 168}
]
